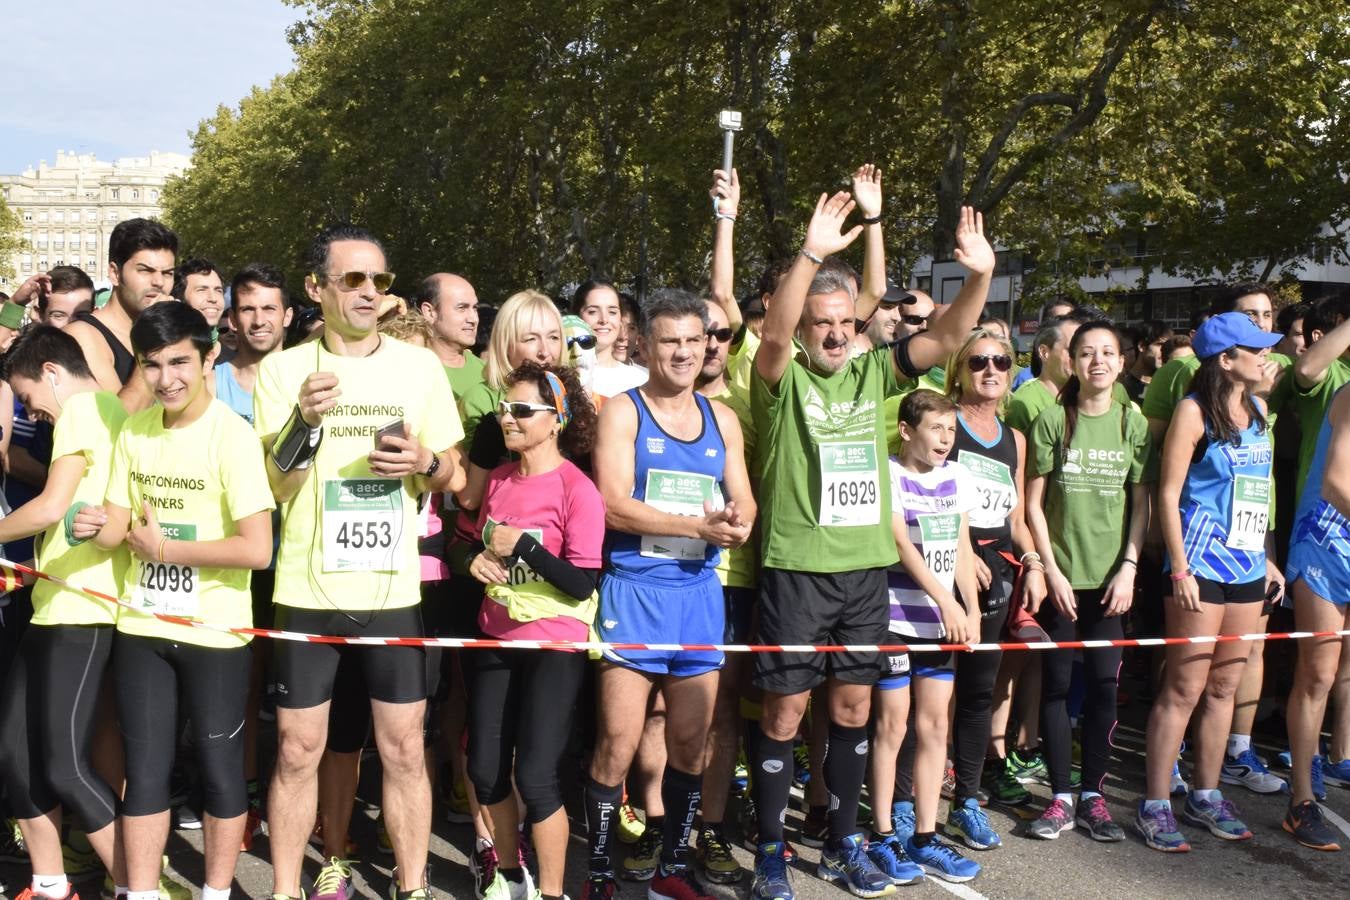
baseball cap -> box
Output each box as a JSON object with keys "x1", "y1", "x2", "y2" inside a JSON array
[
  {"x1": 1192, "y1": 311, "x2": 1283, "y2": 360},
  {"x1": 880, "y1": 284, "x2": 916, "y2": 306}
]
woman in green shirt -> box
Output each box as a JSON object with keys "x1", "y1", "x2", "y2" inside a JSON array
[{"x1": 1024, "y1": 321, "x2": 1153, "y2": 845}]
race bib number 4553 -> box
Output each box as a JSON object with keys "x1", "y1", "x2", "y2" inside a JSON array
[
  {"x1": 818, "y1": 442, "x2": 880, "y2": 527},
  {"x1": 323, "y1": 478, "x2": 404, "y2": 572}
]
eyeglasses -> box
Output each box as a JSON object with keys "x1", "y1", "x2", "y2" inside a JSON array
[
  {"x1": 901, "y1": 314, "x2": 929, "y2": 327},
  {"x1": 316, "y1": 270, "x2": 397, "y2": 292},
  {"x1": 497, "y1": 400, "x2": 558, "y2": 420},
  {"x1": 706, "y1": 327, "x2": 734, "y2": 343},
  {"x1": 567, "y1": 334, "x2": 597, "y2": 350},
  {"x1": 967, "y1": 354, "x2": 1013, "y2": 373}
]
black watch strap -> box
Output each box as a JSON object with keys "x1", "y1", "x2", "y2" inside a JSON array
[{"x1": 423, "y1": 452, "x2": 442, "y2": 479}]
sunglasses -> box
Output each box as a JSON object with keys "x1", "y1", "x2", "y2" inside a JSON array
[
  {"x1": 967, "y1": 353, "x2": 1013, "y2": 373},
  {"x1": 317, "y1": 270, "x2": 396, "y2": 292},
  {"x1": 567, "y1": 334, "x2": 597, "y2": 350},
  {"x1": 706, "y1": 327, "x2": 734, "y2": 343},
  {"x1": 900, "y1": 314, "x2": 929, "y2": 327},
  {"x1": 497, "y1": 400, "x2": 558, "y2": 420}
]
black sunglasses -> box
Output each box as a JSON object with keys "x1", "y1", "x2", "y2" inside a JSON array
[
  {"x1": 706, "y1": 327, "x2": 734, "y2": 343},
  {"x1": 567, "y1": 334, "x2": 597, "y2": 350},
  {"x1": 967, "y1": 353, "x2": 1013, "y2": 373},
  {"x1": 900, "y1": 314, "x2": 929, "y2": 327}
]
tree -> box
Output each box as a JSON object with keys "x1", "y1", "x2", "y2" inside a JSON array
[{"x1": 0, "y1": 196, "x2": 25, "y2": 285}]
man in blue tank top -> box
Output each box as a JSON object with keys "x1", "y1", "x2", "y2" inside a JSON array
[{"x1": 584, "y1": 289, "x2": 757, "y2": 900}]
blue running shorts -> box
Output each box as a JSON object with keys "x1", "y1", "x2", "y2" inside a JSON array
[
  {"x1": 598, "y1": 569, "x2": 725, "y2": 676},
  {"x1": 1288, "y1": 499, "x2": 1350, "y2": 607}
]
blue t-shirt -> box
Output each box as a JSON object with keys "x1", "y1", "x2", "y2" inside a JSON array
[{"x1": 214, "y1": 362, "x2": 253, "y2": 424}]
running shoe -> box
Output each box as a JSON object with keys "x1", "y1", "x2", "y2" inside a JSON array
[
  {"x1": 16, "y1": 889, "x2": 79, "y2": 900},
  {"x1": 388, "y1": 866, "x2": 432, "y2": 900},
  {"x1": 1313, "y1": 755, "x2": 1329, "y2": 801},
  {"x1": 580, "y1": 873, "x2": 618, "y2": 900},
  {"x1": 986, "y1": 759, "x2": 1031, "y2": 806},
  {"x1": 1026, "y1": 798, "x2": 1074, "y2": 840},
  {"x1": 798, "y1": 805, "x2": 827, "y2": 848},
  {"x1": 945, "y1": 797, "x2": 1002, "y2": 850},
  {"x1": 891, "y1": 800, "x2": 916, "y2": 846},
  {"x1": 446, "y1": 777, "x2": 474, "y2": 825},
  {"x1": 1006, "y1": 749, "x2": 1049, "y2": 786},
  {"x1": 1134, "y1": 802, "x2": 1190, "y2": 852},
  {"x1": 616, "y1": 803, "x2": 645, "y2": 844},
  {"x1": 242, "y1": 803, "x2": 265, "y2": 852},
  {"x1": 1323, "y1": 756, "x2": 1350, "y2": 787},
  {"x1": 1170, "y1": 760, "x2": 1189, "y2": 797},
  {"x1": 1074, "y1": 794, "x2": 1124, "y2": 842},
  {"x1": 470, "y1": 838, "x2": 499, "y2": 899},
  {"x1": 816, "y1": 833, "x2": 895, "y2": 898},
  {"x1": 495, "y1": 870, "x2": 535, "y2": 900},
  {"x1": 733, "y1": 758, "x2": 750, "y2": 796},
  {"x1": 694, "y1": 826, "x2": 742, "y2": 884},
  {"x1": 865, "y1": 833, "x2": 923, "y2": 886},
  {"x1": 518, "y1": 824, "x2": 532, "y2": 868},
  {"x1": 377, "y1": 812, "x2": 394, "y2": 855},
  {"x1": 480, "y1": 872, "x2": 518, "y2": 900},
  {"x1": 649, "y1": 863, "x2": 714, "y2": 900},
  {"x1": 792, "y1": 741, "x2": 811, "y2": 790},
  {"x1": 751, "y1": 843, "x2": 793, "y2": 900},
  {"x1": 619, "y1": 825, "x2": 660, "y2": 881},
  {"x1": 1220, "y1": 749, "x2": 1286, "y2": 794},
  {"x1": 1180, "y1": 791, "x2": 1252, "y2": 841},
  {"x1": 903, "y1": 835, "x2": 980, "y2": 884},
  {"x1": 311, "y1": 857, "x2": 355, "y2": 900},
  {"x1": 0, "y1": 818, "x2": 27, "y2": 863},
  {"x1": 107, "y1": 866, "x2": 192, "y2": 900},
  {"x1": 738, "y1": 800, "x2": 797, "y2": 862},
  {"x1": 173, "y1": 804, "x2": 202, "y2": 831},
  {"x1": 1283, "y1": 799, "x2": 1341, "y2": 851}
]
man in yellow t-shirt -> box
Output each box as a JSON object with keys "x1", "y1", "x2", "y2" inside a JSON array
[
  {"x1": 88, "y1": 303, "x2": 274, "y2": 900},
  {"x1": 254, "y1": 225, "x2": 463, "y2": 900},
  {"x1": 0, "y1": 325, "x2": 128, "y2": 900}
]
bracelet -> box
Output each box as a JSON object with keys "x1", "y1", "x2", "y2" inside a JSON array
[
  {"x1": 1120, "y1": 558, "x2": 1138, "y2": 569},
  {"x1": 860, "y1": 214, "x2": 883, "y2": 225},
  {"x1": 714, "y1": 212, "x2": 737, "y2": 222},
  {"x1": 1169, "y1": 568, "x2": 1192, "y2": 582},
  {"x1": 1019, "y1": 551, "x2": 1041, "y2": 566},
  {"x1": 0, "y1": 302, "x2": 26, "y2": 330},
  {"x1": 800, "y1": 248, "x2": 824, "y2": 265},
  {"x1": 157, "y1": 536, "x2": 168, "y2": 563}
]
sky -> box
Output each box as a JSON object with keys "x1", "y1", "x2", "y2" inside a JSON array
[{"x1": 0, "y1": 0, "x2": 301, "y2": 173}]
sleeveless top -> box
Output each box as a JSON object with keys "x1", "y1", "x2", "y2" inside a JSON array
[
  {"x1": 76, "y1": 312, "x2": 135, "y2": 386},
  {"x1": 952, "y1": 412, "x2": 1019, "y2": 547},
  {"x1": 214, "y1": 362, "x2": 253, "y2": 423},
  {"x1": 604, "y1": 389, "x2": 727, "y2": 581},
  {"x1": 1170, "y1": 397, "x2": 1272, "y2": 584}
]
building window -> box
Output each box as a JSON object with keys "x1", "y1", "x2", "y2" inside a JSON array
[
  {"x1": 70, "y1": 211, "x2": 80, "y2": 223},
  {"x1": 87, "y1": 259, "x2": 97, "y2": 271},
  {"x1": 38, "y1": 211, "x2": 48, "y2": 222},
  {"x1": 111, "y1": 189, "x2": 120, "y2": 200},
  {"x1": 150, "y1": 190, "x2": 159, "y2": 201},
  {"x1": 54, "y1": 210, "x2": 64, "y2": 223},
  {"x1": 131, "y1": 190, "x2": 139, "y2": 200},
  {"x1": 23, "y1": 212, "x2": 32, "y2": 222}
]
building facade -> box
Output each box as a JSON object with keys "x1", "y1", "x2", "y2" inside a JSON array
[{"x1": 0, "y1": 149, "x2": 189, "y2": 290}]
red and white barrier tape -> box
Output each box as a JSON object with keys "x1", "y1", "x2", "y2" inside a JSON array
[{"x1": 5, "y1": 557, "x2": 1349, "y2": 653}]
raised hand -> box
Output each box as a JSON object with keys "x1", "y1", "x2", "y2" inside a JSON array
[
  {"x1": 851, "y1": 164, "x2": 883, "y2": 220},
  {"x1": 711, "y1": 168, "x2": 740, "y2": 218},
  {"x1": 298, "y1": 371, "x2": 341, "y2": 426},
  {"x1": 953, "y1": 205, "x2": 995, "y2": 277},
  {"x1": 802, "y1": 191, "x2": 863, "y2": 260}
]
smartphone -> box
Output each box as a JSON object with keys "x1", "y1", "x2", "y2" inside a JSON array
[
  {"x1": 374, "y1": 418, "x2": 405, "y2": 449},
  {"x1": 1262, "y1": 579, "x2": 1283, "y2": 616}
]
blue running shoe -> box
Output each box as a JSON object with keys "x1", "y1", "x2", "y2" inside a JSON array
[
  {"x1": 1313, "y1": 755, "x2": 1329, "y2": 801},
  {"x1": 865, "y1": 833, "x2": 923, "y2": 886},
  {"x1": 752, "y1": 842, "x2": 794, "y2": 900},
  {"x1": 1323, "y1": 756, "x2": 1350, "y2": 788},
  {"x1": 904, "y1": 835, "x2": 980, "y2": 884},
  {"x1": 1277, "y1": 750, "x2": 1293, "y2": 770},
  {"x1": 1134, "y1": 801, "x2": 1190, "y2": 853},
  {"x1": 1220, "y1": 749, "x2": 1286, "y2": 794},
  {"x1": 891, "y1": 801, "x2": 916, "y2": 846},
  {"x1": 1180, "y1": 791, "x2": 1252, "y2": 841},
  {"x1": 817, "y1": 833, "x2": 895, "y2": 898},
  {"x1": 1170, "y1": 760, "x2": 1189, "y2": 797},
  {"x1": 945, "y1": 798, "x2": 1002, "y2": 850}
]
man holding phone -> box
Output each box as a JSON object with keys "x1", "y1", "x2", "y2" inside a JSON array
[{"x1": 254, "y1": 224, "x2": 463, "y2": 900}]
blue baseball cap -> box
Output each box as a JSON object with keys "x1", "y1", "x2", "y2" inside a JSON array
[{"x1": 1192, "y1": 311, "x2": 1282, "y2": 360}]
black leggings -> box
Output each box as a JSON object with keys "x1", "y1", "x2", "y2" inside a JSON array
[
  {"x1": 951, "y1": 596, "x2": 1009, "y2": 802},
  {"x1": 466, "y1": 646, "x2": 586, "y2": 824},
  {"x1": 116, "y1": 633, "x2": 251, "y2": 818},
  {"x1": 0, "y1": 623, "x2": 119, "y2": 829},
  {"x1": 1036, "y1": 589, "x2": 1122, "y2": 796}
]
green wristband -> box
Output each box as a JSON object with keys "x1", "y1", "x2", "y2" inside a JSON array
[
  {"x1": 0, "y1": 302, "x2": 26, "y2": 330},
  {"x1": 64, "y1": 502, "x2": 90, "y2": 546}
]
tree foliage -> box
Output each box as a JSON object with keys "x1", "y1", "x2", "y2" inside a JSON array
[
  {"x1": 0, "y1": 196, "x2": 25, "y2": 284},
  {"x1": 162, "y1": 0, "x2": 1350, "y2": 304}
]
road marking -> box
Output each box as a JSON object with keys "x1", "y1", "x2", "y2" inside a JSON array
[
  {"x1": 928, "y1": 876, "x2": 989, "y2": 900},
  {"x1": 1320, "y1": 799, "x2": 1350, "y2": 844}
]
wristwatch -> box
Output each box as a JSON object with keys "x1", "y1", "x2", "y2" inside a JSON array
[{"x1": 422, "y1": 452, "x2": 441, "y2": 479}]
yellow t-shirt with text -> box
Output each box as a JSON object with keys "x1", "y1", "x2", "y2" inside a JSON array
[
  {"x1": 107, "y1": 399, "x2": 275, "y2": 648},
  {"x1": 254, "y1": 337, "x2": 463, "y2": 612}
]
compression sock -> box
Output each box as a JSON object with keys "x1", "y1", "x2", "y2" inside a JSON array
[
  {"x1": 823, "y1": 722, "x2": 869, "y2": 841},
  {"x1": 751, "y1": 734, "x2": 794, "y2": 843},
  {"x1": 659, "y1": 766, "x2": 703, "y2": 870},
  {"x1": 585, "y1": 778, "x2": 624, "y2": 876}
]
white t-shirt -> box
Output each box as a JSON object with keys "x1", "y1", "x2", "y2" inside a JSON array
[
  {"x1": 886, "y1": 458, "x2": 976, "y2": 637},
  {"x1": 591, "y1": 362, "x2": 649, "y2": 398}
]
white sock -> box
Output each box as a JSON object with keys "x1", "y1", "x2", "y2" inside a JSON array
[
  {"x1": 476, "y1": 835, "x2": 494, "y2": 851},
  {"x1": 115, "y1": 886, "x2": 128, "y2": 898},
  {"x1": 203, "y1": 885, "x2": 232, "y2": 900},
  {"x1": 1192, "y1": 788, "x2": 1221, "y2": 803},
  {"x1": 1227, "y1": 734, "x2": 1251, "y2": 757},
  {"x1": 1053, "y1": 792, "x2": 1074, "y2": 806},
  {"x1": 127, "y1": 891, "x2": 159, "y2": 900},
  {"x1": 32, "y1": 874, "x2": 69, "y2": 898},
  {"x1": 1080, "y1": 790, "x2": 1102, "y2": 801}
]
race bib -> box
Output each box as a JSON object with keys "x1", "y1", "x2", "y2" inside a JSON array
[
  {"x1": 818, "y1": 442, "x2": 881, "y2": 527},
  {"x1": 640, "y1": 469, "x2": 720, "y2": 560},
  {"x1": 1226, "y1": 474, "x2": 1270, "y2": 552},
  {"x1": 322, "y1": 478, "x2": 404, "y2": 572},
  {"x1": 958, "y1": 450, "x2": 1015, "y2": 530},
  {"x1": 131, "y1": 523, "x2": 199, "y2": 617},
  {"x1": 917, "y1": 513, "x2": 960, "y2": 589}
]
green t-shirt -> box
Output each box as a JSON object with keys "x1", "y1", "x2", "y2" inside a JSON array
[
  {"x1": 456, "y1": 379, "x2": 502, "y2": 452},
  {"x1": 1141, "y1": 356, "x2": 1200, "y2": 423},
  {"x1": 1005, "y1": 378, "x2": 1132, "y2": 436},
  {"x1": 752, "y1": 348, "x2": 903, "y2": 572},
  {"x1": 1029, "y1": 401, "x2": 1154, "y2": 589},
  {"x1": 443, "y1": 351, "x2": 485, "y2": 402},
  {"x1": 1294, "y1": 357, "x2": 1350, "y2": 489}
]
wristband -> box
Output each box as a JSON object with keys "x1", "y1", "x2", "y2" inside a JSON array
[
  {"x1": 800, "y1": 248, "x2": 824, "y2": 265},
  {"x1": 1120, "y1": 558, "x2": 1138, "y2": 569},
  {"x1": 1169, "y1": 568, "x2": 1192, "y2": 582},
  {"x1": 0, "y1": 302, "x2": 26, "y2": 330},
  {"x1": 860, "y1": 214, "x2": 882, "y2": 225},
  {"x1": 64, "y1": 502, "x2": 90, "y2": 546}
]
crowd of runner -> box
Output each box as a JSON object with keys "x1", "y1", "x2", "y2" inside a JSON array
[{"x1": 0, "y1": 163, "x2": 1348, "y2": 900}]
